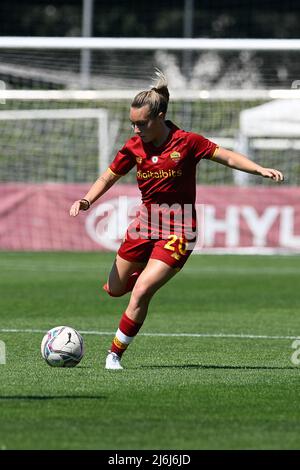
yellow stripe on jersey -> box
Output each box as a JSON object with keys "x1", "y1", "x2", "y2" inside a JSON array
[
  {"x1": 210, "y1": 146, "x2": 220, "y2": 160},
  {"x1": 107, "y1": 167, "x2": 121, "y2": 177}
]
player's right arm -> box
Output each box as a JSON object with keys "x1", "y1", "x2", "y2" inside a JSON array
[{"x1": 69, "y1": 168, "x2": 121, "y2": 217}]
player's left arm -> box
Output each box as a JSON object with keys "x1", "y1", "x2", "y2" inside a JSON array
[{"x1": 212, "y1": 147, "x2": 284, "y2": 182}]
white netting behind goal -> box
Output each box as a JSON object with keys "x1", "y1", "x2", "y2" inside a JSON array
[
  {"x1": 0, "y1": 38, "x2": 299, "y2": 253},
  {"x1": 1, "y1": 48, "x2": 299, "y2": 90},
  {"x1": 0, "y1": 108, "x2": 110, "y2": 182},
  {"x1": 1, "y1": 91, "x2": 300, "y2": 186},
  {"x1": 1, "y1": 37, "x2": 300, "y2": 90}
]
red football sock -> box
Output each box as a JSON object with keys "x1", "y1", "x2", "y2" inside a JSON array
[{"x1": 110, "y1": 312, "x2": 143, "y2": 357}]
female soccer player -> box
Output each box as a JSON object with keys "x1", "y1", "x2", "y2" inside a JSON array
[{"x1": 70, "y1": 70, "x2": 284, "y2": 370}]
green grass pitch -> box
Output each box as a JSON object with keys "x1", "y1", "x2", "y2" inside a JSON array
[{"x1": 0, "y1": 252, "x2": 300, "y2": 450}]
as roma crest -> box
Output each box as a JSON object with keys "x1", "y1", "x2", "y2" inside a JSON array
[{"x1": 170, "y1": 151, "x2": 181, "y2": 161}]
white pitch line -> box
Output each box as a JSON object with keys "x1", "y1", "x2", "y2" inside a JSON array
[
  {"x1": 2, "y1": 264, "x2": 300, "y2": 275},
  {"x1": 0, "y1": 328, "x2": 298, "y2": 341}
]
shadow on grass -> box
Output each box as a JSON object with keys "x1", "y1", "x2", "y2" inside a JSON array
[
  {"x1": 141, "y1": 364, "x2": 297, "y2": 370},
  {"x1": 0, "y1": 395, "x2": 106, "y2": 400}
]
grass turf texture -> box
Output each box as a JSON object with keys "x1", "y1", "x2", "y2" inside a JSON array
[{"x1": 0, "y1": 251, "x2": 299, "y2": 450}]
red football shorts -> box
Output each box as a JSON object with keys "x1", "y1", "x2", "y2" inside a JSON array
[{"x1": 118, "y1": 231, "x2": 194, "y2": 270}]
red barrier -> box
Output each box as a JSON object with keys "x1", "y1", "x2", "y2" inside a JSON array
[{"x1": 0, "y1": 183, "x2": 299, "y2": 253}]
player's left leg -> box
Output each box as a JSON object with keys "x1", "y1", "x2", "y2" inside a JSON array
[
  {"x1": 103, "y1": 231, "x2": 152, "y2": 297},
  {"x1": 103, "y1": 254, "x2": 146, "y2": 297}
]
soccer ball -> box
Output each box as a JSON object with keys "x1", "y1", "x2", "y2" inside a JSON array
[{"x1": 41, "y1": 326, "x2": 84, "y2": 367}]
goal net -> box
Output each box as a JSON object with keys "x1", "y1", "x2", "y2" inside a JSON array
[
  {"x1": 1, "y1": 37, "x2": 300, "y2": 90},
  {"x1": 1, "y1": 37, "x2": 300, "y2": 186},
  {"x1": 1, "y1": 89, "x2": 300, "y2": 186},
  {"x1": 0, "y1": 37, "x2": 300, "y2": 253}
]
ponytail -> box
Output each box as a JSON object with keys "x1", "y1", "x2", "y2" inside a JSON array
[{"x1": 131, "y1": 69, "x2": 170, "y2": 118}]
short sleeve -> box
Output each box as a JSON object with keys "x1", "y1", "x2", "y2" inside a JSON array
[
  {"x1": 189, "y1": 133, "x2": 218, "y2": 163},
  {"x1": 109, "y1": 143, "x2": 136, "y2": 176}
]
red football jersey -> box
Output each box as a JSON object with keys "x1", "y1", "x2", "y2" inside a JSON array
[{"x1": 109, "y1": 121, "x2": 218, "y2": 241}]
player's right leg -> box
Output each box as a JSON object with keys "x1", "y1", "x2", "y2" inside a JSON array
[
  {"x1": 105, "y1": 258, "x2": 178, "y2": 370},
  {"x1": 103, "y1": 254, "x2": 146, "y2": 297}
]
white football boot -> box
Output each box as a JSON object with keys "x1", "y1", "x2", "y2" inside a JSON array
[{"x1": 105, "y1": 351, "x2": 123, "y2": 370}]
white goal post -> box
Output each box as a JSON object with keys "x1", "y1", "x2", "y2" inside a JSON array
[
  {"x1": 1, "y1": 37, "x2": 300, "y2": 51},
  {"x1": 1, "y1": 89, "x2": 300, "y2": 101}
]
